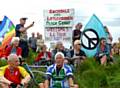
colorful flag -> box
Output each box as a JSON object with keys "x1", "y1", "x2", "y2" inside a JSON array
[
  {"x1": 0, "y1": 16, "x2": 15, "y2": 49},
  {"x1": 81, "y1": 14, "x2": 106, "y2": 57}
]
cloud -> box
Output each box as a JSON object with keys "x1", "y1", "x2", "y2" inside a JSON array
[{"x1": 0, "y1": 0, "x2": 120, "y2": 42}]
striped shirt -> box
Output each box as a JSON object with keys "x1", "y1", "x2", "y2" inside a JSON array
[{"x1": 46, "y1": 64, "x2": 73, "y2": 88}]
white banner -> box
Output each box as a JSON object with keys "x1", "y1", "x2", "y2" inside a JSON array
[
  {"x1": 44, "y1": 9, "x2": 74, "y2": 27},
  {"x1": 45, "y1": 27, "x2": 72, "y2": 42}
]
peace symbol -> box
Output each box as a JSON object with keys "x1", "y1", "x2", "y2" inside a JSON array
[{"x1": 81, "y1": 29, "x2": 99, "y2": 50}]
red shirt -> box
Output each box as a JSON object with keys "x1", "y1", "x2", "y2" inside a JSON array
[
  {"x1": 35, "y1": 51, "x2": 51, "y2": 62},
  {"x1": 5, "y1": 46, "x2": 22, "y2": 58},
  {"x1": 4, "y1": 67, "x2": 21, "y2": 84}
]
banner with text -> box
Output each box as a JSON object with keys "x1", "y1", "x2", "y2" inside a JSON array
[
  {"x1": 45, "y1": 27, "x2": 72, "y2": 42},
  {"x1": 44, "y1": 9, "x2": 74, "y2": 27},
  {"x1": 44, "y1": 9, "x2": 74, "y2": 44}
]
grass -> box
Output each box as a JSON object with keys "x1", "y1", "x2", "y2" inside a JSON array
[
  {"x1": 74, "y1": 55, "x2": 120, "y2": 88},
  {"x1": 0, "y1": 51, "x2": 120, "y2": 88}
]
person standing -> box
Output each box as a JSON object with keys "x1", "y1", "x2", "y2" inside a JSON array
[
  {"x1": 36, "y1": 33, "x2": 44, "y2": 53},
  {"x1": 15, "y1": 17, "x2": 34, "y2": 38},
  {"x1": 29, "y1": 32, "x2": 37, "y2": 52},
  {"x1": 15, "y1": 17, "x2": 34, "y2": 58},
  {"x1": 72, "y1": 23, "x2": 82, "y2": 45},
  {"x1": 104, "y1": 26, "x2": 113, "y2": 55}
]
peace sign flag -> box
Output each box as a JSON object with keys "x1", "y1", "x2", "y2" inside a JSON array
[
  {"x1": 81, "y1": 14, "x2": 106, "y2": 57},
  {"x1": 0, "y1": 16, "x2": 15, "y2": 49}
]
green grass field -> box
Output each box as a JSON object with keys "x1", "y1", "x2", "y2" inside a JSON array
[{"x1": 0, "y1": 51, "x2": 120, "y2": 88}]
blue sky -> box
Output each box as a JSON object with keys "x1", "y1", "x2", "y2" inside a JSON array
[{"x1": 0, "y1": 0, "x2": 120, "y2": 44}]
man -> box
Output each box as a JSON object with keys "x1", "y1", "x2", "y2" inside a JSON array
[
  {"x1": 15, "y1": 18, "x2": 34, "y2": 58},
  {"x1": 29, "y1": 32, "x2": 37, "y2": 52},
  {"x1": 39, "y1": 52, "x2": 78, "y2": 88},
  {"x1": 0, "y1": 54, "x2": 31, "y2": 88},
  {"x1": 36, "y1": 33, "x2": 44, "y2": 52},
  {"x1": 15, "y1": 17, "x2": 34, "y2": 38}
]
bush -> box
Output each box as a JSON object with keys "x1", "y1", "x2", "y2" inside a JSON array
[
  {"x1": 75, "y1": 59, "x2": 99, "y2": 75},
  {"x1": 80, "y1": 70, "x2": 107, "y2": 88},
  {"x1": 74, "y1": 56, "x2": 120, "y2": 88},
  {"x1": 26, "y1": 48, "x2": 38, "y2": 65},
  {"x1": 0, "y1": 59, "x2": 7, "y2": 67}
]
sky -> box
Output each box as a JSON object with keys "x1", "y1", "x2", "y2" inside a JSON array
[{"x1": 0, "y1": 0, "x2": 120, "y2": 44}]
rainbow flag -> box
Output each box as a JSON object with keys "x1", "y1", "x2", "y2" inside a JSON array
[{"x1": 0, "y1": 16, "x2": 15, "y2": 49}]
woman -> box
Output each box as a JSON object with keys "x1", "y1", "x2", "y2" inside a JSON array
[
  {"x1": 35, "y1": 44, "x2": 52, "y2": 65},
  {"x1": 5, "y1": 37, "x2": 22, "y2": 59},
  {"x1": 95, "y1": 37, "x2": 113, "y2": 65}
]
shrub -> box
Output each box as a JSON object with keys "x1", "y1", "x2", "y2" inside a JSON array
[{"x1": 0, "y1": 59, "x2": 7, "y2": 67}]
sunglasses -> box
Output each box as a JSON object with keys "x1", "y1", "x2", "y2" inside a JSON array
[{"x1": 103, "y1": 41, "x2": 106, "y2": 42}]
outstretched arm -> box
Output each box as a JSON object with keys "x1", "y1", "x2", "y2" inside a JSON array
[{"x1": 19, "y1": 22, "x2": 34, "y2": 32}]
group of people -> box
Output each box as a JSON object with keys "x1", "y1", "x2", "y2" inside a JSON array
[
  {"x1": 112, "y1": 38, "x2": 120, "y2": 55},
  {"x1": 0, "y1": 17, "x2": 82, "y2": 88},
  {"x1": 0, "y1": 17, "x2": 120, "y2": 88},
  {"x1": 0, "y1": 52, "x2": 79, "y2": 88}
]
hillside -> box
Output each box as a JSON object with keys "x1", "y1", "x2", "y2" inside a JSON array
[{"x1": 0, "y1": 52, "x2": 120, "y2": 88}]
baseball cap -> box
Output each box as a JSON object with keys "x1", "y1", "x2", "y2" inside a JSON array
[{"x1": 20, "y1": 17, "x2": 28, "y2": 20}]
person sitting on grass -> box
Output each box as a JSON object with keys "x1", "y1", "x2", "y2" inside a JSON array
[
  {"x1": 0, "y1": 54, "x2": 31, "y2": 88},
  {"x1": 35, "y1": 44, "x2": 52, "y2": 65},
  {"x1": 39, "y1": 52, "x2": 79, "y2": 88},
  {"x1": 69, "y1": 40, "x2": 86, "y2": 67},
  {"x1": 51, "y1": 41, "x2": 68, "y2": 60},
  {"x1": 95, "y1": 37, "x2": 113, "y2": 65},
  {"x1": 3, "y1": 37, "x2": 22, "y2": 59}
]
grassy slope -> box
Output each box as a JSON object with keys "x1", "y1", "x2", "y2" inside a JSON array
[
  {"x1": 74, "y1": 55, "x2": 120, "y2": 88},
  {"x1": 0, "y1": 50, "x2": 120, "y2": 88}
]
